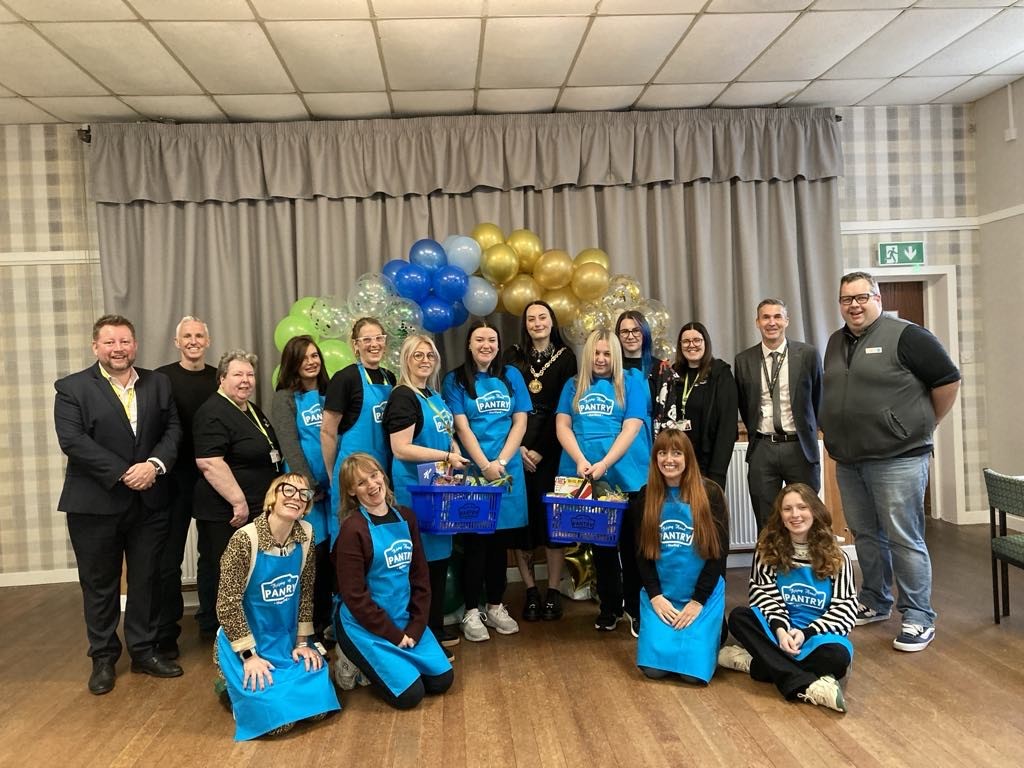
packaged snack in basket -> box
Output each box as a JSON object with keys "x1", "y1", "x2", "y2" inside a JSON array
[
  {"x1": 552, "y1": 476, "x2": 592, "y2": 498},
  {"x1": 416, "y1": 461, "x2": 461, "y2": 485}
]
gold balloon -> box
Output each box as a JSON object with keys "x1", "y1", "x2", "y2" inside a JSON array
[
  {"x1": 506, "y1": 229, "x2": 544, "y2": 274},
  {"x1": 533, "y1": 249, "x2": 574, "y2": 290},
  {"x1": 564, "y1": 544, "x2": 596, "y2": 592},
  {"x1": 481, "y1": 243, "x2": 520, "y2": 286},
  {"x1": 502, "y1": 275, "x2": 542, "y2": 317},
  {"x1": 574, "y1": 248, "x2": 610, "y2": 271},
  {"x1": 543, "y1": 286, "x2": 580, "y2": 327},
  {"x1": 571, "y1": 262, "x2": 610, "y2": 302},
  {"x1": 471, "y1": 222, "x2": 505, "y2": 251}
]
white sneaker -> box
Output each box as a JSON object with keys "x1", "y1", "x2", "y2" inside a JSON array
[
  {"x1": 461, "y1": 608, "x2": 491, "y2": 642},
  {"x1": 717, "y1": 645, "x2": 753, "y2": 673},
  {"x1": 332, "y1": 653, "x2": 359, "y2": 690},
  {"x1": 483, "y1": 603, "x2": 520, "y2": 635},
  {"x1": 798, "y1": 675, "x2": 847, "y2": 713},
  {"x1": 893, "y1": 623, "x2": 935, "y2": 652}
]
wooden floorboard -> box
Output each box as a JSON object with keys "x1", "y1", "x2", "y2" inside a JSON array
[{"x1": 2, "y1": 520, "x2": 1022, "y2": 768}]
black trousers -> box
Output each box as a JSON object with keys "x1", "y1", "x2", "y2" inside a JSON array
[
  {"x1": 746, "y1": 439, "x2": 820, "y2": 532},
  {"x1": 592, "y1": 494, "x2": 642, "y2": 617},
  {"x1": 335, "y1": 621, "x2": 453, "y2": 709},
  {"x1": 728, "y1": 606, "x2": 850, "y2": 700},
  {"x1": 312, "y1": 540, "x2": 334, "y2": 640},
  {"x1": 461, "y1": 530, "x2": 511, "y2": 608},
  {"x1": 195, "y1": 518, "x2": 237, "y2": 632},
  {"x1": 156, "y1": 470, "x2": 196, "y2": 643},
  {"x1": 66, "y1": 498, "x2": 169, "y2": 661},
  {"x1": 427, "y1": 558, "x2": 449, "y2": 636}
]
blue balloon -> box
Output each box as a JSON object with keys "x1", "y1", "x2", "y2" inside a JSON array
[
  {"x1": 432, "y1": 265, "x2": 468, "y2": 303},
  {"x1": 393, "y1": 263, "x2": 431, "y2": 304},
  {"x1": 382, "y1": 259, "x2": 406, "y2": 286},
  {"x1": 451, "y1": 301, "x2": 469, "y2": 327},
  {"x1": 420, "y1": 296, "x2": 454, "y2": 334},
  {"x1": 463, "y1": 275, "x2": 498, "y2": 316},
  {"x1": 409, "y1": 239, "x2": 447, "y2": 273},
  {"x1": 441, "y1": 235, "x2": 461, "y2": 255},
  {"x1": 445, "y1": 235, "x2": 482, "y2": 275}
]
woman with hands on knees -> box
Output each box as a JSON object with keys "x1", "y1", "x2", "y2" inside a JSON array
[
  {"x1": 718, "y1": 483, "x2": 856, "y2": 714},
  {"x1": 334, "y1": 453, "x2": 453, "y2": 709},
  {"x1": 633, "y1": 428, "x2": 729, "y2": 684},
  {"x1": 556, "y1": 329, "x2": 649, "y2": 632},
  {"x1": 215, "y1": 473, "x2": 340, "y2": 740}
]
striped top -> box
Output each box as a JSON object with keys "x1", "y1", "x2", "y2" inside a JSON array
[{"x1": 748, "y1": 546, "x2": 857, "y2": 639}]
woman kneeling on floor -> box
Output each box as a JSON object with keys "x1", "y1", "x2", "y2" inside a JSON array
[
  {"x1": 334, "y1": 453, "x2": 453, "y2": 709},
  {"x1": 718, "y1": 483, "x2": 856, "y2": 713},
  {"x1": 215, "y1": 473, "x2": 341, "y2": 740}
]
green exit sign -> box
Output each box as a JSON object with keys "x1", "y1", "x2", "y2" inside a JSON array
[{"x1": 877, "y1": 241, "x2": 925, "y2": 266}]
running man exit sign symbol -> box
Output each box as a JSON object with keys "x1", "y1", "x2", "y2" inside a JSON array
[{"x1": 877, "y1": 241, "x2": 925, "y2": 266}]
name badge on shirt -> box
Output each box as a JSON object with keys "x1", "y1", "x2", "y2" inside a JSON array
[
  {"x1": 865, "y1": 347, "x2": 883, "y2": 355},
  {"x1": 680, "y1": 419, "x2": 692, "y2": 432},
  {"x1": 270, "y1": 448, "x2": 282, "y2": 465}
]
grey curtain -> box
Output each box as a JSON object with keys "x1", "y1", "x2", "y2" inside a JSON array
[{"x1": 91, "y1": 108, "x2": 843, "y2": 401}]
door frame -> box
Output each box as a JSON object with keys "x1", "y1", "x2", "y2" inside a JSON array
[{"x1": 873, "y1": 265, "x2": 966, "y2": 523}]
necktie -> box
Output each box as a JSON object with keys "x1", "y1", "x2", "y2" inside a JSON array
[{"x1": 770, "y1": 351, "x2": 784, "y2": 435}]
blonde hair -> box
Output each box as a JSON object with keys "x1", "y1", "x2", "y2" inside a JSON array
[
  {"x1": 261, "y1": 473, "x2": 313, "y2": 517},
  {"x1": 573, "y1": 329, "x2": 625, "y2": 412},
  {"x1": 396, "y1": 333, "x2": 442, "y2": 392},
  {"x1": 338, "y1": 453, "x2": 396, "y2": 524}
]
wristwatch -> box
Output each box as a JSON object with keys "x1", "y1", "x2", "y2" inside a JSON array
[
  {"x1": 240, "y1": 647, "x2": 257, "y2": 660},
  {"x1": 498, "y1": 458, "x2": 508, "y2": 468},
  {"x1": 147, "y1": 459, "x2": 164, "y2": 475}
]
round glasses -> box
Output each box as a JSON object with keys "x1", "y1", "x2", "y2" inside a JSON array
[
  {"x1": 277, "y1": 483, "x2": 314, "y2": 502},
  {"x1": 412, "y1": 351, "x2": 437, "y2": 362}
]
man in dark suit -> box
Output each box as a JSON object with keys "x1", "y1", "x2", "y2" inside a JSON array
[
  {"x1": 734, "y1": 299, "x2": 823, "y2": 531},
  {"x1": 54, "y1": 314, "x2": 184, "y2": 695}
]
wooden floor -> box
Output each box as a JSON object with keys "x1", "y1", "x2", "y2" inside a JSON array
[{"x1": 2, "y1": 521, "x2": 1023, "y2": 768}]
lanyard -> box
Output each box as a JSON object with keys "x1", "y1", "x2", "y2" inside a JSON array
[
  {"x1": 760, "y1": 347, "x2": 788, "y2": 398},
  {"x1": 680, "y1": 371, "x2": 698, "y2": 410},
  {"x1": 219, "y1": 390, "x2": 275, "y2": 449},
  {"x1": 415, "y1": 387, "x2": 453, "y2": 438}
]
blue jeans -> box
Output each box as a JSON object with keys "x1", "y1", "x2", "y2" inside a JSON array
[{"x1": 835, "y1": 455, "x2": 935, "y2": 627}]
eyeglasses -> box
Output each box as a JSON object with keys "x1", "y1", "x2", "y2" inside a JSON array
[
  {"x1": 839, "y1": 293, "x2": 877, "y2": 306},
  {"x1": 618, "y1": 328, "x2": 642, "y2": 338},
  {"x1": 355, "y1": 334, "x2": 387, "y2": 345},
  {"x1": 411, "y1": 351, "x2": 437, "y2": 362},
  {"x1": 277, "y1": 483, "x2": 314, "y2": 502},
  {"x1": 680, "y1": 339, "x2": 704, "y2": 348}
]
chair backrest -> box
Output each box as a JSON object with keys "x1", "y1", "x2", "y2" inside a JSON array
[{"x1": 983, "y1": 468, "x2": 1024, "y2": 519}]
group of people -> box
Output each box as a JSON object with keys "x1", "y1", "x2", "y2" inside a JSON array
[{"x1": 53, "y1": 269, "x2": 960, "y2": 735}]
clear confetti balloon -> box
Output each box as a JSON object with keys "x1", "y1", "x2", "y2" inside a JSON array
[
  {"x1": 603, "y1": 274, "x2": 643, "y2": 312},
  {"x1": 639, "y1": 298, "x2": 670, "y2": 339},
  {"x1": 652, "y1": 336, "x2": 675, "y2": 362},
  {"x1": 564, "y1": 315, "x2": 589, "y2": 347},
  {"x1": 577, "y1": 301, "x2": 612, "y2": 334},
  {"x1": 309, "y1": 296, "x2": 346, "y2": 339},
  {"x1": 349, "y1": 273, "x2": 395, "y2": 318},
  {"x1": 381, "y1": 296, "x2": 424, "y2": 346}
]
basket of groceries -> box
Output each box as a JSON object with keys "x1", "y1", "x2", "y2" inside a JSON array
[
  {"x1": 544, "y1": 476, "x2": 628, "y2": 546},
  {"x1": 409, "y1": 461, "x2": 507, "y2": 535}
]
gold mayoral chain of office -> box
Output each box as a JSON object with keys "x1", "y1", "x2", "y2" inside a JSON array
[{"x1": 527, "y1": 347, "x2": 566, "y2": 394}]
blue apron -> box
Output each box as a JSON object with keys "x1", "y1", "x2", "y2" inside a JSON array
[
  {"x1": 753, "y1": 564, "x2": 855, "y2": 661},
  {"x1": 217, "y1": 543, "x2": 340, "y2": 741},
  {"x1": 636, "y1": 490, "x2": 725, "y2": 682},
  {"x1": 457, "y1": 372, "x2": 527, "y2": 530},
  {"x1": 391, "y1": 387, "x2": 454, "y2": 562},
  {"x1": 337, "y1": 507, "x2": 451, "y2": 696},
  {"x1": 557, "y1": 377, "x2": 647, "y2": 495},
  {"x1": 290, "y1": 389, "x2": 329, "y2": 545},
  {"x1": 624, "y1": 367, "x2": 654, "y2": 479},
  {"x1": 329, "y1": 364, "x2": 393, "y2": 546}
]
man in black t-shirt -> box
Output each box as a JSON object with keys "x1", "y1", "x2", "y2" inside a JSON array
[{"x1": 154, "y1": 316, "x2": 218, "y2": 655}]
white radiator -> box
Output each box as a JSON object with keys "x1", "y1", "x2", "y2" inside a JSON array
[{"x1": 182, "y1": 520, "x2": 199, "y2": 585}]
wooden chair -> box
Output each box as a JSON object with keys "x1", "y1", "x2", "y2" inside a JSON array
[{"x1": 983, "y1": 468, "x2": 1024, "y2": 624}]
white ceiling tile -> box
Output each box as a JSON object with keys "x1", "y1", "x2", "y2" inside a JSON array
[
  {"x1": 556, "y1": 85, "x2": 642, "y2": 111},
  {"x1": 29, "y1": 96, "x2": 141, "y2": 121},
  {"x1": 38, "y1": 22, "x2": 202, "y2": 95},
  {"x1": 0, "y1": 98, "x2": 63, "y2": 123},
  {"x1": 379, "y1": 19, "x2": 479, "y2": 90},
  {"x1": 987, "y1": 50, "x2": 1024, "y2": 74},
  {"x1": 120, "y1": 95, "x2": 227, "y2": 121},
  {"x1": 857, "y1": 75, "x2": 970, "y2": 105},
  {"x1": 786, "y1": 78, "x2": 891, "y2": 106},
  {"x1": 713, "y1": 81, "x2": 808, "y2": 107},
  {"x1": 658, "y1": 13, "x2": 793, "y2": 83},
  {"x1": 599, "y1": 0, "x2": 704, "y2": 13},
  {"x1": 391, "y1": 90, "x2": 474, "y2": 115},
  {"x1": 304, "y1": 92, "x2": 392, "y2": 118},
  {"x1": 0, "y1": 25, "x2": 107, "y2": 96},
  {"x1": 152, "y1": 22, "x2": 294, "y2": 93},
  {"x1": 908, "y1": 9, "x2": 1024, "y2": 76},
  {"x1": 477, "y1": 88, "x2": 558, "y2": 113},
  {"x1": 569, "y1": 15, "x2": 693, "y2": 87},
  {"x1": 827, "y1": 9, "x2": 999, "y2": 79},
  {"x1": 480, "y1": 17, "x2": 587, "y2": 88},
  {"x1": 915, "y1": 1, "x2": 1014, "y2": 8},
  {"x1": 811, "y1": 0, "x2": 909, "y2": 8},
  {"x1": 268, "y1": 21, "x2": 385, "y2": 91},
  {"x1": 742, "y1": 11, "x2": 899, "y2": 81},
  {"x1": 706, "y1": 0, "x2": 810, "y2": 10},
  {"x1": 252, "y1": 0, "x2": 367, "y2": 19},
  {"x1": 214, "y1": 94, "x2": 309, "y2": 121},
  {"x1": 487, "y1": 0, "x2": 594, "y2": 15},
  {"x1": 371, "y1": 0, "x2": 483, "y2": 17},
  {"x1": 127, "y1": 0, "x2": 253, "y2": 20},
  {"x1": 931, "y1": 74, "x2": 1019, "y2": 103},
  {"x1": 3, "y1": 0, "x2": 134, "y2": 21},
  {"x1": 636, "y1": 83, "x2": 725, "y2": 108}
]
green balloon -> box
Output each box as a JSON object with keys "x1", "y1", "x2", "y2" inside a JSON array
[
  {"x1": 271, "y1": 364, "x2": 281, "y2": 389},
  {"x1": 290, "y1": 296, "x2": 318, "y2": 318},
  {"x1": 319, "y1": 339, "x2": 356, "y2": 377},
  {"x1": 274, "y1": 314, "x2": 316, "y2": 352},
  {"x1": 443, "y1": 561, "x2": 463, "y2": 615}
]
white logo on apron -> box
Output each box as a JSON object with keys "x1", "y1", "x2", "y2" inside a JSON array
[
  {"x1": 384, "y1": 539, "x2": 413, "y2": 569},
  {"x1": 301, "y1": 402, "x2": 323, "y2": 427},
  {"x1": 781, "y1": 583, "x2": 827, "y2": 610},
  {"x1": 578, "y1": 392, "x2": 614, "y2": 416},
  {"x1": 660, "y1": 519, "x2": 693, "y2": 547},
  {"x1": 260, "y1": 573, "x2": 299, "y2": 604}
]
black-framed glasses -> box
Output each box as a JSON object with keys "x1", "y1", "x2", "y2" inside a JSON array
[
  {"x1": 277, "y1": 483, "x2": 314, "y2": 502},
  {"x1": 680, "y1": 339, "x2": 704, "y2": 348},
  {"x1": 839, "y1": 293, "x2": 877, "y2": 306},
  {"x1": 355, "y1": 334, "x2": 387, "y2": 345},
  {"x1": 618, "y1": 328, "x2": 642, "y2": 338}
]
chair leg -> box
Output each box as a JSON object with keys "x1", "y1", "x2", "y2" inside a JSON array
[
  {"x1": 1001, "y1": 561, "x2": 1011, "y2": 617},
  {"x1": 993, "y1": 556, "x2": 1001, "y2": 624}
]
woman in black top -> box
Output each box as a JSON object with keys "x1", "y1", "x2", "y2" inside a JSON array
[
  {"x1": 652, "y1": 322, "x2": 738, "y2": 490},
  {"x1": 504, "y1": 300, "x2": 578, "y2": 622},
  {"x1": 193, "y1": 350, "x2": 281, "y2": 635}
]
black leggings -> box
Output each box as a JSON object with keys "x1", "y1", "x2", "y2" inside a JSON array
[
  {"x1": 461, "y1": 531, "x2": 511, "y2": 608},
  {"x1": 427, "y1": 558, "x2": 449, "y2": 636},
  {"x1": 592, "y1": 492, "x2": 642, "y2": 617},
  {"x1": 335, "y1": 622, "x2": 453, "y2": 709}
]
